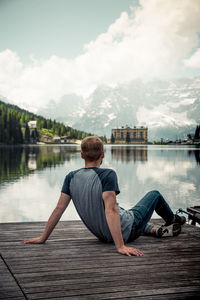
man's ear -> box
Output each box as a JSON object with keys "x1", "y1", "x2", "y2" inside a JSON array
[
  {"x1": 81, "y1": 152, "x2": 84, "y2": 159},
  {"x1": 102, "y1": 152, "x2": 104, "y2": 158}
]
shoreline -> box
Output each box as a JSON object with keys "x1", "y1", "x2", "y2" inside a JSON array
[{"x1": 1, "y1": 142, "x2": 200, "y2": 146}]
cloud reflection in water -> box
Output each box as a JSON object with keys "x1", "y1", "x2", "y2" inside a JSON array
[{"x1": 0, "y1": 145, "x2": 199, "y2": 222}]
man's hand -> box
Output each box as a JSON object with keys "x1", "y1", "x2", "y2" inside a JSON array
[
  {"x1": 21, "y1": 193, "x2": 71, "y2": 245},
  {"x1": 103, "y1": 191, "x2": 143, "y2": 257},
  {"x1": 117, "y1": 245, "x2": 143, "y2": 256},
  {"x1": 21, "y1": 236, "x2": 45, "y2": 244}
]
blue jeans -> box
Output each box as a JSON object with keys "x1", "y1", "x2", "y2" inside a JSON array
[{"x1": 127, "y1": 190, "x2": 174, "y2": 242}]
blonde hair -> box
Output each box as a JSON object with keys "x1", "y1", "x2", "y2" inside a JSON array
[{"x1": 81, "y1": 136, "x2": 104, "y2": 162}]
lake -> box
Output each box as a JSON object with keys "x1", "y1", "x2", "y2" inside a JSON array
[{"x1": 0, "y1": 144, "x2": 199, "y2": 223}]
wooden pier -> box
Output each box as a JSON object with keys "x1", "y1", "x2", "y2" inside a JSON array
[{"x1": 0, "y1": 220, "x2": 200, "y2": 299}]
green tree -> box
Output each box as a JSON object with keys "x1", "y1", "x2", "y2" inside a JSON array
[
  {"x1": 25, "y1": 123, "x2": 30, "y2": 143},
  {"x1": 194, "y1": 125, "x2": 200, "y2": 139},
  {"x1": 111, "y1": 133, "x2": 115, "y2": 143},
  {"x1": 43, "y1": 119, "x2": 47, "y2": 129},
  {"x1": 103, "y1": 135, "x2": 107, "y2": 143}
]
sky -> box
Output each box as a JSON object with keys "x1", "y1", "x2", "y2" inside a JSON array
[{"x1": 0, "y1": 0, "x2": 200, "y2": 111}]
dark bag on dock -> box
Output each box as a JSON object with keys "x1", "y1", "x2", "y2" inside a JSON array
[{"x1": 177, "y1": 206, "x2": 200, "y2": 226}]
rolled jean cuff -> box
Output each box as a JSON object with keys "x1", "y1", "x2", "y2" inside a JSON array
[{"x1": 144, "y1": 223, "x2": 154, "y2": 235}]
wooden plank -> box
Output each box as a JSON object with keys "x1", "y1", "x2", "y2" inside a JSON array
[
  {"x1": 20, "y1": 275, "x2": 200, "y2": 293},
  {"x1": 1, "y1": 231, "x2": 199, "y2": 245},
  {"x1": 15, "y1": 269, "x2": 200, "y2": 286},
  {"x1": 5, "y1": 251, "x2": 200, "y2": 263},
  {"x1": 10, "y1": 252, "x2": 200, "y2": 261},
  {"x1": 0, "y1": 224, "x2": 198, "y2": 241},
  {"x1": 30, "y1": 286, "x2": 200, "y2": 300},
  {"x1": 8, "y1": 259, "x2": 200, "y2": 275},
  {"x1": 14, "y1": 267, "x2": 200, "y2": 288},
  {"x1": 8, "y1": 257, "x2": 200, "y2": 272},
  {"x1": 48, "y1": 293, "x2": 199, "y2": 300},
  {"x1": 22, "y1": 277, "x2": 200, "y2": 294},
  {"x1": 122, "y1": 293, "x2": 200, "y2": 300},
  {"x1": 0, "y1": 220, "x2": 81, "y2": 228},
  {"x1": 0, "y1": 220, "x2": 199, "y2": 300},
  {"x1": 25, "y1": 283, "x2": 200, "y2": 299},
  {"x1": 0, "y1": 257, "x2": 26, "y2": 300},
  {"x1": 0, "y1": 220, "x2": 198, "y2": 232},
  {"x1": 1, "y1": 246, "x2": 200, "y2": 262}
]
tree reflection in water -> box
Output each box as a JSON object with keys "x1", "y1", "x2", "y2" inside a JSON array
[
  {"x1": 0, "y1": 145, "x2": 80, "y2": 184},
  {"x1": 188, "y1": 149, "x2": 200, "y2": 165}
]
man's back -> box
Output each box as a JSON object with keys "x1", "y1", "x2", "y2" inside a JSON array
[{"x1": 61, "y1": 167, "x2": 134, "y2": 242}]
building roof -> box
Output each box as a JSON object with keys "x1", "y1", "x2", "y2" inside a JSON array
[
  {"x1": 28, "y1": 120, "x2": 37, "y2": 124},
  {"x1": 112, "y1": 125, "x2": 147, "y2": 130}
]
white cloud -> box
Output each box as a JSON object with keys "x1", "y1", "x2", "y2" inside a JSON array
[
  {"x1": 0, "y1": 49, "x2": 23, "y2": 91},
  {"x1": 184, "y1": 48, "x2": 200, "y2": 68},
  {"x1": 136, "y1": 103, "x2": 196, "y2": 128},
  {"x1": 0, "y1": 0, "x2": 200, "y2": 110}
]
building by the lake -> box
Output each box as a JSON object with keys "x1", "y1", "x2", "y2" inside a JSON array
[
  {"x1": 28, "y1": 120, "x2": 37, "y2": 129},
  {"x1": 111, "y1": 125, "x2": 148, "y2": 143}
]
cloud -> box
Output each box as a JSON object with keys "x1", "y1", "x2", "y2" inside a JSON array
[
  {"x1": 136, "y1": 104, "x2": 196, "y2": 128},
  {"x1": 184, "y1": 48, "x2": 200, "y2": 68},
  {"x1": 0, "y1": 0, "x2": 200, "y2": 110}
]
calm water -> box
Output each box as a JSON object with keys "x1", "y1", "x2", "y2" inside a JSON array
[{"x1": 0, "y1": 144, "x2": 199, "y2": 223}]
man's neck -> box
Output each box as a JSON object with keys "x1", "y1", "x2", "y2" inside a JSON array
[{"x1": 85, "y1": 161, "x2": 101, "y2": 168}]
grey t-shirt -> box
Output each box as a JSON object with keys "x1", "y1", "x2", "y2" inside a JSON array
[{"x1": 61, "y1": 167, "x2": 134, "y2": 243}]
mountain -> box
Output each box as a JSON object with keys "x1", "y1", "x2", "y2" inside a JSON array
[
  {"x1": 39, "y1": 94, "x2": 83, "y2": 127},
  {"x1": 38, "y1": 77, "x2": 200, "y2": 141},
  {"x1": 0, "y1": 99, "x2": 91, "y2": 144}
]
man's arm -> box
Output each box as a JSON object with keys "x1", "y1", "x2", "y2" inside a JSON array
[
  {"x1": 21, "y1": 193, "x2": 71, "y2": 244},
  {"x1": 102, "y1": 191, "x2": 143, "y2": 256}
]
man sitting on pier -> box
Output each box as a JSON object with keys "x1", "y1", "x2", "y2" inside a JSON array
[{"x1": 22, "y1": 136, "x2": 185, "y2": 256}]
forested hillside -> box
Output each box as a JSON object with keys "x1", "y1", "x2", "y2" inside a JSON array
[{"x1": 0, "y1": 100, "x2": 101, "y2": 144}]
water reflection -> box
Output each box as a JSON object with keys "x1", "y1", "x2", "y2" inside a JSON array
[
  {"x1": 111, "y1": 146, "x2": 147, "y2": 162},
  {"x1": 0, "y1": 145, "x2": 200, "y2": 223},
  {"x1": 0, "y1": 145, "x2": 80, "y2": 184},
  {"x1": 188, "y1": 149, "x2": 200, "y2": 165}
]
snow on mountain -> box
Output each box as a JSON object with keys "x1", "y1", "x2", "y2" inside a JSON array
[{"x1": 38, "y1": 77, "x2": 200, "y2": 140}]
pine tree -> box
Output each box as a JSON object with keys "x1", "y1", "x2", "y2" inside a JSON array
[
  {"x1": 25, "y1": 123, "x2": 30, "y2": 143},
  {"x1": 194, "y1": 125, "x2": 200, "y2": 139},
  {"x1": 111, "y1": 133, "x2": 115, "y2": 143}
]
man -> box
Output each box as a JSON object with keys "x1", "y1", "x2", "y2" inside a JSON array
[{"x1": 22, "y1": 136, "x2": 185, "y2": 256}]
